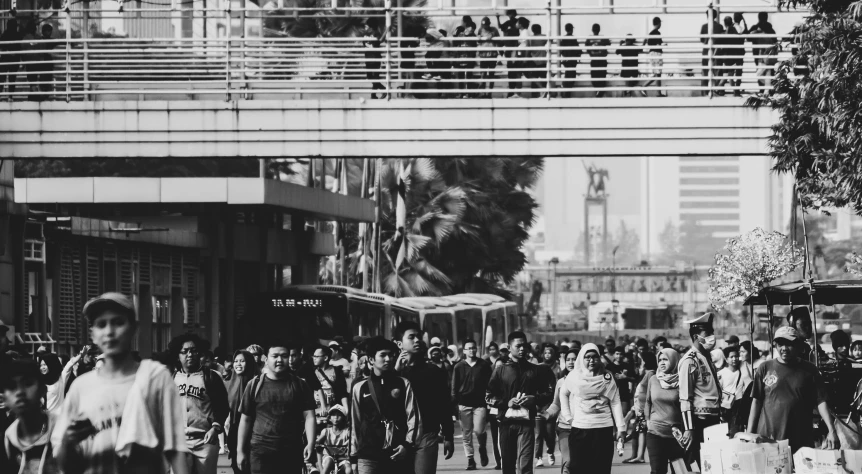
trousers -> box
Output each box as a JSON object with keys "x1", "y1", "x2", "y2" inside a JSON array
[
  {"x1": 500, "y1": 421, "x2": 534, "y2": 474},
  {"x1": 412, "y1": 431, "x2": 439, "y2": 474},
  {"x1": 686, "y1": 415, "x2": 720, "y2": 470},
  {"x1": 458, "y1": 405, "x2": 488, "y2": 458},
  {"x1": 556, "y1": 426, "x2": 571, "y2": 474},
  {"x1": 187, "y1": 440, "x2": 220, "y2": 474},
  {"x1": 646, "y1": 433, "x2": 687, "y2": 474},
  {"x1": 534, "y1": 416, "x2": 557, "y2": 458},
  {"x1": 569, "y1": 426, "x2": 614, "y2": 474}
]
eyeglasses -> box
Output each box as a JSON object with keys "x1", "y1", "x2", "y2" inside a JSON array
[{"x1": 180, "y1": 348, "x2": 199, "y2": 355}]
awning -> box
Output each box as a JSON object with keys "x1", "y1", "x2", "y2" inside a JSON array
[{"x1": 743, "y1": 280, "x2": 862, "y2": 306}]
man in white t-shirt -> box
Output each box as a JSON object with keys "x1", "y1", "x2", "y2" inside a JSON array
[{"x1": 51, "y1": 292, "x2": 189, "y2": 474}]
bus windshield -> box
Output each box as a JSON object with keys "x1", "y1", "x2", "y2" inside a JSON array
[{"x1": 241, "y1": 292, "x2": 353, "y2": 349}]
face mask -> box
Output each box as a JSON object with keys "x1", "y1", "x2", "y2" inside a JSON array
[{"x1": 699, "y1": 335, "x2": 716, "y2": 350}]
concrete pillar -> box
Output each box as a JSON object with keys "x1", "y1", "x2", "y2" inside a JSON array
[{"x1": 223, "y1": 218, "x2": 236, "y2": 351}]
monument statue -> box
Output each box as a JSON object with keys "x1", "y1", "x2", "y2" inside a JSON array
[{"x1": 583, "y1": 162, "x2": 609, "y2": 198}]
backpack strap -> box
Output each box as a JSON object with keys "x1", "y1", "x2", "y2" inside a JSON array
[{"x1": 366, "y1": 378, "x2": 387, "y2": 422}]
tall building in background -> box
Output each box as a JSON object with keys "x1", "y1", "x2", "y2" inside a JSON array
[
  {"x1": 531, "y1": 157, "x2": 793, "y2": 266},
  {"x1": 641, "y1": 156, "x2": 793, "y2": 260}
]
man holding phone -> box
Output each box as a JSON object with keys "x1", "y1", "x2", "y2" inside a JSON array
[{"x1": 51, "y1": 292, "x2": 189, "y2": 474}]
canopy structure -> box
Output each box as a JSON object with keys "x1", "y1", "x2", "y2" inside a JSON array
[{"x1": 743, "y1": 280, "x2": 862, "y2": 306}]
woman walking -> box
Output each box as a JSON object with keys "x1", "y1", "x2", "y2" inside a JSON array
[
  {"x1": 225, "y1": 349, "x2": 259, "y2": 474},
  {"x1": 644, "y1": 348, "x2": 686, "y2": 474},
  {"x1": 560, "y1": 343, "x2": 626, "y2": 474},
  {"x1": 624, "y1": 351, "x2": 657, "y2": 464},
  {"x1": 546, "y1": 349, "x2": 578, "y2": 474}
]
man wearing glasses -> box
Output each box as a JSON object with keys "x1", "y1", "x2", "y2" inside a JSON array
[
  {"x1": 310, "y1": 346, "x2": 349, "y2": 433},
  {"x1": 171, "y1": 334, "x2": 230, "y2": 474}
]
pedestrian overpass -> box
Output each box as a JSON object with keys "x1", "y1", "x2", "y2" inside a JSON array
[{"x1": 1, "y1": 97, "x2": 775, "y2": 158}]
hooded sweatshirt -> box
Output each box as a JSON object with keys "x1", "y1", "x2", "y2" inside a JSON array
[
  {"x1": 559, "y1": 343, "x2": 625, "y2": 431},
  {"x1": 5, "y1": 413, "x2": 59, "y2": 474}
]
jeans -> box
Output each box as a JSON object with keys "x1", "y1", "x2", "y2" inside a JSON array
[
  {"x1": 500, "y1": 421, "x2": 534, "y2": 474},
  {"x1": 569, "y1": 426, "x2": 614, "y2": 474},
  {"x1": 534, "y1": 416, "x2": 556, "y2": 459},
  {"x1": 187, "y1": 440, "x2": 220, "y2": 474},
  {"x1": 357, "y1": 458, "x2": 408, "y2": 474},
  {"x1": 646, "y1": 433, "x2": 687, "y2": 474},
  {"x1": 489, "y1": 413, "x2": 502, "y2": 466},
  {"x1": 556, "y1": 426, "x2": 570, "y2": 474},
  {"x1": 412, "y1": 431, "x2": 439, "y2": 474},
  {"x1": 459, "y1": 405, "x2": 488, "y2": 458}
]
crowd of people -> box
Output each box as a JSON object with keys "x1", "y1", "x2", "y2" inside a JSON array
[
  {"x1": 0, "y1": 9, "x2": 793, "y2": 100},
  {"x1": 2, "y1": 291, "x2": 857, "y2": 474}
]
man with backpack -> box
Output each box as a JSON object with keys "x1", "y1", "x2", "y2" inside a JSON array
[
  {"x1": 171, "y1": 334, "x2": 230, "y2": 474},
  {"x1": 238, "y1": 341, "x2": 317, "y2": 474}
]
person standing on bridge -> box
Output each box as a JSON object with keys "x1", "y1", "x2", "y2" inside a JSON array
[
  {"x1": 642, "y1": 17, "x2": 666, "y2": 96},
  {"x1": 586, "y1": 23, "x2": 611, "y2": 97},
  {"x1": 560, "y1": 24, "x2": 582, "y2": 98}
]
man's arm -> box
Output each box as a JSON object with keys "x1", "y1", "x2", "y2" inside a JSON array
[
  {"x1": 817, "y1": 401, "x2": 839, "y2": 449},
  {"x1": 237, "y1": 414, "x2": 252, "y2": 468},
  {"x1": 678, "y1": 357, "x2": 696, "y2": 432},
  {"x1": 451, "y1": 362, "x2": 461, "y2": 406},
  {"x1": 747, "y1": 399, "x2": 762, "y2": 434},
  {"x1": 303, "y1": 409, "x2": 317, "y2": 460}
]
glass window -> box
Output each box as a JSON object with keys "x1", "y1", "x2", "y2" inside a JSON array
[
  {"x1": 243, "y1": 293, "x2": 354, "y2": 348},
  {"x1": 152, "y1": 297, "x2": 171, "y2": 353},
  {"x1": 349, "y1": 300, "x2": 386, "y2": 337},
  {"x1": 423, "y1": 312, "x2": 453, "y2": 348},
  {"x1": 454, "y1": 308, "x2": 483, "y2": 346},
  {"x1": 485, "y1": 308, "x2": 506, "y2": 347}
]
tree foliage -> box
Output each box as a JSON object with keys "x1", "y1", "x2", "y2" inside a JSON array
[
  {"x1": 747, "y1": 0, "x2": 862, "y2": 214},
  {"x1": 374, "y1": 158, "x2": 542, "y2": 297}
]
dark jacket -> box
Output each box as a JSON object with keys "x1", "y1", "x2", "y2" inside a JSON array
[
  {"x1": 350, "y1": 372, "x2": 418, "y2": 462},
  {"x1": 485, "y1": 357, "x2": 554, "y2": 424},
  {"x1": 400, "y1": 358, "x2": 455, "y2": 441},
  {"x1": 452, "y1": 358, "x2": 493, "y2": 408}
]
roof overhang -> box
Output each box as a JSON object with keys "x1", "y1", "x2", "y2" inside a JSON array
[
  {"x1": 14, "y1": 177, "x2": 375, "y2": 223},
  {"x1": 743, "y1": 280, "x2": 862, "y2": 306}
]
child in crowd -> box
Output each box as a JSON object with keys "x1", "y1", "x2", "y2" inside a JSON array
[
  {"x1": 3, "y1": 358, "x2": 59, "y2": 474},
  {"x1": 316, "y1": 405, "x2": 351, "y2": 474}
]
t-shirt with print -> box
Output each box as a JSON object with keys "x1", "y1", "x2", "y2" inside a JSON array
[
  {"x1": 50, "y1": 364, "x2": 186, "y2": 474},
  {"x1": 751, "y1": 359, "x2": 827, "y2": 453},
  {"x1": 240, "y1": 373, "x2": 315, "y2": 453},
  {"x1": 174, "y1": 371, "x2": 215, "y2": 439}
]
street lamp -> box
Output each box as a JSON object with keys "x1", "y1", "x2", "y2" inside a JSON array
[{"x1": 550, "y1": 257, "x2": 560, "y2": 324}]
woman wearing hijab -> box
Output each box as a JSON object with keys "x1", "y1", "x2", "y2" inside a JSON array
[
  {"x1": 624, "y1": 351, "x2": 658, "y2": 464},
  {"x1": 36, "y1": 353, "x2": 65, "y2": 413},
  {"x1": 225, "y1": 349, "x2": 259, "y2": 474},
  {"x1": 559, "y1": 343, "x2": 625, "y2": 474},
  {"x1": 644, "y1": 348, "x2": 685, "y2": 474}
]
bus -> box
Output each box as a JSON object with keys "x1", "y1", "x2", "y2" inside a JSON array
[{"x1": 286, "y1": 285, "x2": 395, "y2": 338}]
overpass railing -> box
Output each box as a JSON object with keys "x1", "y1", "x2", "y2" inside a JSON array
[{"x1": 0, "y1": 33, "x2": 800, "y2": 101}]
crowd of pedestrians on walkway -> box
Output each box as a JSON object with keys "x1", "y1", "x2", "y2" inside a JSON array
[
  {"x1": 0, "y1": 9, "x2": 797, "y2": 100},
  {"x1": 2, "y1": 292, "x2": 854, "y2": 474}
]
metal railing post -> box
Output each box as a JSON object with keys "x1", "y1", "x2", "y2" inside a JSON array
[
  {"x1": 546, "y1": 0, "x2": 552, "y2": 99},
  {"x1": 65, "y1": 4, "x2": 71, "y2": 102},
  {"x1": 240, "y1": 0, "x2": 248, "y2": 98},
  {"x1": 708, "y1": 6, "x2": 714, "y2": 98},
  {"x1": 225, "y1": 1, "x2": 231, "y2": 101},
  {"x1": 384, "y1": 0, "x2": 392, "y2": 100},
  {"x1": 83, "y1": 1, "x2": 90, "y2": 101}
]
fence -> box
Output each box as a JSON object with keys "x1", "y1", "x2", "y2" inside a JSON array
[{"x1": 0, "y1": 31, "x2": 799, "y2": 101}]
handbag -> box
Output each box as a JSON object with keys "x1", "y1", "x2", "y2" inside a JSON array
[
  {"x1": 505, "y1": 406, "x2": 531, "y2": 421},
  {"x1": 367, "y1": 380, "x2": 400, "y2": 450}
]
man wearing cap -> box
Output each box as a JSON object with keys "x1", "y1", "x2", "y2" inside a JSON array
[
  {"x1": 725, "y1": 335, "x2": 740, "y2": 350},
  {"x1": 678, "y1": 312, "x2": 722, "y2": 469},
  {"x1": 52, "y1": 292, "x2": 190, "y2": 474},
  {"x1": 747, "y1": 326, "x2": 837, "y2": 453}
]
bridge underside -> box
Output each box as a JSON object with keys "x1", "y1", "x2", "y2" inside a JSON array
[{"x1": 0, "y1": 98, "x2": 776, "y2": 158}]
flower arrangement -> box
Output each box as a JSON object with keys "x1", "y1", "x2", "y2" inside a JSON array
[{"x1": 708, "y1": 228, "x2": 802, "y2": 309}]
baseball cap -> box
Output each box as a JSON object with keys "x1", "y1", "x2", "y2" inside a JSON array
[
  {"x1": 328, "y1": 341, "x2": 341, "y2": 349},
  {"x1": 328, "y1": 404, "x2": 348, "y2": 417},
  {"x1": 725, "y1": 335, "x2": 740, "y2": 345},
  {"x1": 82, "y1": 292, "x2": 136, "y2": 322},
  {"x1": 773, "y1": 326, "x2": 799, "y2": 344},
  {"x1": 499, "y1": 343, "x2": 510, "y2": 352},
  {"x1": 430, "y1": 337, "x2": 442, "y2": 347}
]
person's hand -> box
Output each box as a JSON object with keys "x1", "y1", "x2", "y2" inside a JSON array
[
  {"x1": 237, "y1": 451, "x2": 247, "y2": 471},
  {"x1": 444, "y1": 439, "x2": 454, "y2": 459},
  {"x1": 508, "y1": 397, "x2": 522, "y2": 408},
  {"x1": 304, "y1": 442, "x2": 315, "y2": 461},
  {"x1": 823, "y1": 430, "x2": 839, "y2": 450},
  {"x1": 203, "y1": 427, "x2": 218, "y2": 445},
  {"x1": 519, "y1": 395, "x2": 535, "y2": 408},
  {"x1": 390, "y1": 444, "x2": 407, "y2": 461},
  {"x1": 680, "y1": 430, "x2": 693, "y2": 449},
  {"x1": 63, "y1": 418, "x2": 96, "y2": 447},
  {"x1": 617, "y1": 431, "x2": 626, "y2": 443},
  {"x1": 395, "y1": 351, "x2": 409, "y2": 370}
]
